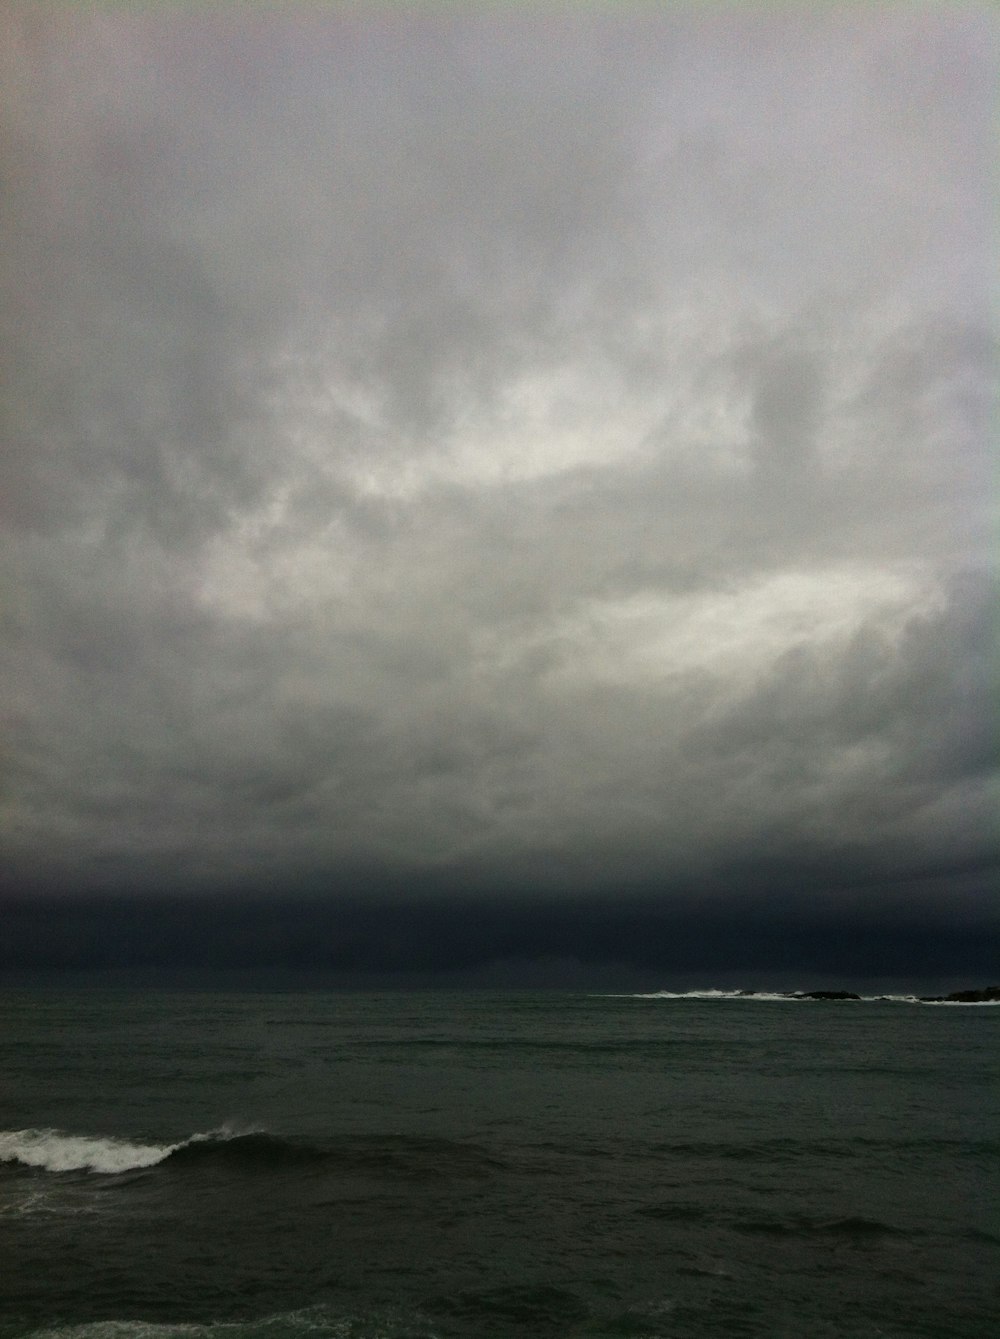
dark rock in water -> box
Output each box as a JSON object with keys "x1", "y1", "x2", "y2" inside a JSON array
[
  {"x1": 794, "y1": 990, "x2": 862, "y2": 1001},
  {"x1": 918, "y1": 986, "x2": 1000, "y2": 1003}
]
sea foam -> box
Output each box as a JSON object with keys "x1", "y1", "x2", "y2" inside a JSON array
[
  {"x1": 631, "y1": 989, "x2": 799, "y2": 1001},
  {"x1": 23, "y1": 1306, "x2": 395, "y2": 1339},
  {"x1": 0, "y1": 1126, "x2": 254, "y2": 1175}
]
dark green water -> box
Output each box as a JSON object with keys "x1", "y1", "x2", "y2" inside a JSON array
[{"x1": 1, "y1": 990, "x2": 997, "y2": 1338}]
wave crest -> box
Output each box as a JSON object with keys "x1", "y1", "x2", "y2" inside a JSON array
[{"x1": 0, "y1": 1125, "x2": 268, "y2": 1175}]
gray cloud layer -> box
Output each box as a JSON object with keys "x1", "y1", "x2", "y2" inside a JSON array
[{"x1": 2, "y1": 6, "x2": 996, "y2": 922}]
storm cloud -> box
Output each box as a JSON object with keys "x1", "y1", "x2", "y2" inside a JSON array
[{"x1": 2, "y1": 5, "x2": 996, "y2": 982}]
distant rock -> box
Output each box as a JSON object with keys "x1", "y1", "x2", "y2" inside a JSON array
[
  {"x1": 791, "y1": 990, "x2": 862, "y2": 1001},
  {"x1": 734, "y1": 989, "x2": 864, "y2": 1000},
  {"x1": 917, "y1": 986, "x2": 1000, "y2": 1003}
]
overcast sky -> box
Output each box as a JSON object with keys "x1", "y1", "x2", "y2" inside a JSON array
[{"x1": 2, "y1": 5, "x2": 996, "y2": 980}]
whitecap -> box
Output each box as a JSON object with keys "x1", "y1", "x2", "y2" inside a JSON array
[
  {"x1": 0, "y1": 1124, "x2": 260, "y2": 1175},
  {"x1": 22, "y1": 1305, "x2": 428, "y2": 1339},
  {"x1": 629, "y1": 989, "x2": 798, "y2": 1001},
  {"x1": 0, "y1": 1129, "x2": 179, "y2": 1174}
]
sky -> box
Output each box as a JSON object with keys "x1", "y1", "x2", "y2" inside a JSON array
[{"x1": 1, "y1": 3, "x2": 996, "y2": 986}]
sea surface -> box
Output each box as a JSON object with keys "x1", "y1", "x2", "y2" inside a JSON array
[{"x1": 1, "y1": 989, "x2": 997, "y2": 1339}]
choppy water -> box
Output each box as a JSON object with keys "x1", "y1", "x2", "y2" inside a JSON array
[{"x1": 1, "y1": 989, "x2": 997, "y2": 1338}]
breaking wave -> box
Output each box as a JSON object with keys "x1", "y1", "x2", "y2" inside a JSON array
[
  {"x1": 632, "y1": 989, "x2": 799, "y2": 1001},
  {"x1": 0, "y1": 1127, "x2": 505, "y2": 1181},
  {"x1": 0, "y1": 1126, "x2": 297, "y2": 1175},
  {"x1": 19, "y1": 1306, "x2": 416, "y2": 1339},
  {"x1": 0, "y1": 1129, "x2": 181, "y2": 1174},
  {"x1": 628, "y1": 988, "x2": 999, "y2": 1004}
]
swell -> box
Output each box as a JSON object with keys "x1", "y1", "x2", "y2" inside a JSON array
[
  {"x1": 648, "y1": 1135, "x2": 1000, "y2": 1162},
  {"x1": 165, "y1": 1131, "x2": 327, "y2": 1170},
  {"x1": 733, "y1": 1213, "x2": 911, "y2": 1239}
]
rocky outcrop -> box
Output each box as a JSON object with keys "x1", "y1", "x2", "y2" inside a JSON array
[
  {"x1": 792, "y1": 990, "x2": 862, "y2": 1001},
  {"x1": 716, "y1": 985, "x2": 998, "y2": 1002},
  {"x1": 736, "y1": 988, "x2": 863, "y2": 1000},
  {"x1": 736, "y1": 986, "x2": 999, "y2": 1002}
]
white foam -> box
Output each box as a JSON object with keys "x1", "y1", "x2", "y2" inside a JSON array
[
  {"x1": 25, "y1": 1326, "x2": 199, "y2": 1339},
  {"x1": 0, "y1": 1125, "x2": 260, "y2": 1175},
  {"x1": 0, "y1": 1129, "x2": 181, "y2": 1174},
  {"x1": 24, "y1": 1307, "x2": 366, "y2": 1338},
  {"x1": 630, "y1": 989, "x2": 798, "y2": 1002}
]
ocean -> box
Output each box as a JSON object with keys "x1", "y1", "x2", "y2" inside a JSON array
[{"x1": 1, "y1": 989, "x2": 997, "y2": 1339}]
